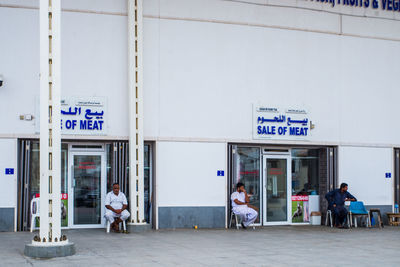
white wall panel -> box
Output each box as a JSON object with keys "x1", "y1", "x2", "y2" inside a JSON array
[
  {"x1": 157, "y1": 0, "x2": 341, "y2": 34},
  {"x1": 0, "y1": 0, "x2": 127, "y2": 13},
  {"x1": 143, "y1": 18, "x2": 160, "y2": 138},
  {"x1": 61, "y1": 0, "x2": 126, "y2": 13},
  {"x1": 0, "y1": 7, "x2": 129, "y2": 137},
  {"x1": 155, "y1": 18, "x2": 400, "y2": 144},
  {"x1": 0, "y1": 139, "x2": 17, "y2": 208},
  {"x1": 342, "y1": 15, "x2": 400, "y2": 40},
  {"x1": 339, "y1": 146, "x2": 393, "y2": 205},
  {"x1": 0, "y1": 7, "x2": 38, "y2": 135},
  {"x1": 157, "y1": 141, "x2": 227, "y2": 206},
  {"x1": 62, "y1": 12, "x2": 129, "y2": 137}
]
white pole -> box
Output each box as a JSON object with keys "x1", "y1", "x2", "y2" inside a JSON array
[
  {"x1": 128, "y1": 0, "x2": 145, "y2": 225},
  {"x1": 38, "y1": 0, "x2": 62, "y2": 243},
  {"x1": 51, "y1": 0, "x2": 62, "y2": 241},
  {"x1": 25, "y1": 0, "x2": 73, "y2": 256},
  {"x1": 39, "y1": 0, "x2": 50, "y2": 242}
]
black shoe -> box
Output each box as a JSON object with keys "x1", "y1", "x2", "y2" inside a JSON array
[{"x1": 241, "y1": 222, "x2": 247, "y2": 229}]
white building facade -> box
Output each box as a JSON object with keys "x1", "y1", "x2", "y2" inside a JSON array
[{"x1": 1, "y1": 0, "x2": 400, "y2": 231}]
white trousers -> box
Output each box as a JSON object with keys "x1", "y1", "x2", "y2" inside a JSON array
[
  {"x1": 105, "y1": 209, "x2": 130, "y2": 224},
  {"x1": 233, "y1": 206, "x2": 258, "y2": 227}
]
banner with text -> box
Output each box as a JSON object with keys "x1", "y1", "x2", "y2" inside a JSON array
[
  {"x1": 36, "y1": 96, "x2": 107, "y2": 135},
  {"x1": 253, "y1": 105, "x2": 312, "y2": 140}
]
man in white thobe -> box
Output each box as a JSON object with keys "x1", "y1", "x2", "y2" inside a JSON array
[
  {"x1": 231, "y1": 182, "x2": 258, "y2": 229},
  {"x1": 105, "y1": 183, "x2": 130, "y2": 232}
]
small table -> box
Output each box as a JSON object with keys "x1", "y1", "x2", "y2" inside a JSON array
[
  {"x1": 386, "y1": 213, "x2": 400, "y2": 226},
  {"x1": 369, "y1": 209, "x2": 383, "y2": 228}
]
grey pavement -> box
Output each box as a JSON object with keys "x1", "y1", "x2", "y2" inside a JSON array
[{"x1": 0, "y1": 226, "x2": 399, "y2": 267}]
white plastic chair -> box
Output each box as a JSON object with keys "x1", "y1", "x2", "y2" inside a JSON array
[
  {"x1": 106, "y1": 219, "x2": 126, "y2": 233},
  {"x1": 30, "y1": 198, "x2": 40, "y2": 232},
  {"x1": 325, "y1": 210, "x2": 333, "y2": 227},
  {"x1": 229, "y1": 211, "x2": 240, "y2": 229},
  {"x1": 326, "y1": 209, "x2": 351, "y2": 228},
  {"x1": 229, "y1": 211, "x2": 255, "y2": 230}
]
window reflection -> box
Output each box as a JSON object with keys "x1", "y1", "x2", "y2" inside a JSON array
[
  {"x1": 233, "y1": 147, "x2": 260, "y2": 223},
  {"x1": 291, "y1": 149, "x2": 319, "y2": 196},
  {"x1": 144, "y1": 144, "x2": 151, "y2": 223}
]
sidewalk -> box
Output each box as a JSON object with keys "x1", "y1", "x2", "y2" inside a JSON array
[{"x1": 1, "y1": 226, "x2": 399, "y2": 266}]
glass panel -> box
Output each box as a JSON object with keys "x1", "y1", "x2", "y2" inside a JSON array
[
  {"x1": 233, "y1": 147, "x2": 261, "y2": 223},
  {"x1": 61, "y1": 144, "x2": 68, "y2": 226},
  {"x1": 266, "y1": 158, "x2": 287, "y2": 222},
  {"x1": 291, "y1": 149, "x2": 320, "y2": 196},
  {"x1": 144, "y1": 144, "x2": 150, "y2": 223},
  {"x1": 106, "y1": 144, "x2": 113, "y2": 193},
  {"x1": 61, "y1": 143, "x2": 68, "y2": 194},
  {"x1": 73, "y1": 155, "x2": 102, "y2": 225},
  {"x1": 29, "y1": 141, "x2": 69, "y2": 227},
  {"x1": 29, "y1": 142, "x2": 40, "y2": 200},
  {"x1": 291, "y1": 149, "x2": 320, "y2": 223}
]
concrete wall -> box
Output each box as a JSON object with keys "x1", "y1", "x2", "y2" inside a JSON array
[
  {"x1": 1, "y1": 0, "x2": 400, "y2": 143},
  {"x1": 339, "y1": 146, "x2": 393, "y2": 206},
  {"x1": 156, "y1": 141, "x2": 227, "y2": 228},
  {"x1": 1, "y1": 0, "x2": 400, "y2": 229},
  {"x1": 143, "y1": 1, "x2": 400, "y2": 145},
  {"x1": 0, "y1": 139, "x2": 17, "y2": 231},
  {"x1": 0, "y1": 0, "x2": 129, "y2": 138}
]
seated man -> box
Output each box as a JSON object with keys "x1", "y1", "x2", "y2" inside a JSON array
[
  {"x1": 325, "y1": 183, "x2": 357, "y2": 228},
  {"x1": 231, "y1": 182, "x2": 258, "y2": 229},
  {"x1": 105, "y1": 183, "x2": 130, "y2": 232}
]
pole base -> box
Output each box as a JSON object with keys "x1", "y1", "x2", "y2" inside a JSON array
[
  {"x1": 24, "y1": 242, "x2": 75, "y2": 258},
  {"x1": 127, "y1": 223, "x2": 152, "y2": 233}
]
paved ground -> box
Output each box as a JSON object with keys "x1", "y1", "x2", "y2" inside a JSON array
[{"x1": 1, "y1": 226, "x2": 399, "y2": 266}]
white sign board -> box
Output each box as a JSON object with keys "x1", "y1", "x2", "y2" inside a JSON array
[
  {"x1": 36, "y1": 97, "x2": 107, "y2": 135},
  {"x1": 253, "y1": 105, "x2": 311, "y2": 140}
]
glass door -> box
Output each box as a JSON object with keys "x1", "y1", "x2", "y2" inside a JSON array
[
  {"x1": 263, "y1": 155, "x2": 291, "y2": 225},
  {"x1": 69, "y1": 152, "x2": 105, "y2": 228},
  {"x1": 231, "y1": 146, "x2": 262, "y2": 225}
]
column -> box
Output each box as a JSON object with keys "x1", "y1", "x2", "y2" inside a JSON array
[{"x1": 128, "y1": 0, "x2": 145, "y2": 225}]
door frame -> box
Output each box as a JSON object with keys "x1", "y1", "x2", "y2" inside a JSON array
[
  {"x1": 262, "y1": 154, "x2": 292, "y2": 225},
  {"x1": 68, "y1": 144, "x2": 106, "y2": 229}
]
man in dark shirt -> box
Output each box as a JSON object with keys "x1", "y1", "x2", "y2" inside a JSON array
[{"x1": 325, "y1": 183, "x2": 357, "y2": 228}]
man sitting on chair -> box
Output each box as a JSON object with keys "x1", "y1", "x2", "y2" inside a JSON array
[
  {"x1": 325, "y1": 183, "x2": 357, "y2": 228},
  {"x1": 231, "y1": 182, "x2": 258, "y2": 229},
  {"x1": 105, "y1": 183, "x2": 130, "y2": 232}
]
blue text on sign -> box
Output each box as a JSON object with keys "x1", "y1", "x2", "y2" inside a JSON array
[{"x1": 5, "y1": 168, "x2": 14, "y2": 175}]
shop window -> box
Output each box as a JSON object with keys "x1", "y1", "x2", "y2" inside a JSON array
[
  {"x1": 291, "y1": 149, "x2": 320, "y2": 196},
  {"x1": 109, "y1": 142, "x2": 152, "y2": 224},
  {"x1": 232, "y1": 147, "x2": 261, "y2": 222},
  {"x1": 17, "y1": 141, "x2": 68, "y2": 230},
  {"x1": 291, "y1": 149, "x2": 319, "y2": 223},
  {"x1": 144, "y1": 144, "x2": 151, "y2": 223}
]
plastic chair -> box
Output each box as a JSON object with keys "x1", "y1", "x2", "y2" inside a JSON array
[
  {"x1": 325, "y1": 210, "x2": 333, "y2": 227},
  {"x1": 106, "y1": 219, "x2": 126, "y2": 233},
  {"x1": 349, "y1": 201, "x2": 370, "y2": 228},
  {"x1": 30, "y1": 198, "x2": 40, "y2": 232},
  {"x1": 326, "y1": 208, "x2": 351, "y2": 228},
  {"x1": 229, "y1": 211, "x2": 240, "y2": 229},
  {"x1": 229, "y1": 210, "x2": 256, "y2": 229}
]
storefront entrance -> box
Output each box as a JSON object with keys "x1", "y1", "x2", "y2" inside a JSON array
[
  {"x1": 263, "y1": 154, "x2": 291, "y2": 225},
  {"x1": 229, "y1": 145, "x2": 337, "y2": 227},
  {"x1": 17, "y1": 140, "x2": 153, "y2": 231},
  {"x1": 68, "y1": 145, "x2": 106, "y2": 228}
]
